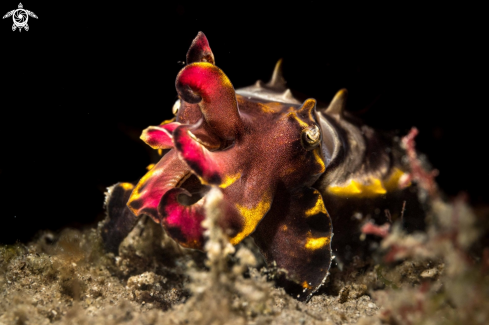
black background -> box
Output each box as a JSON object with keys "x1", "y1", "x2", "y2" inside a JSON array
[{"x1": 0, "y1": 2, "x2": 486, "y2": 244}]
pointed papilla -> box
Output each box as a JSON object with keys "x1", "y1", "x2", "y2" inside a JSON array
[
  {"x1": 325, "y1": 89, "x2": 347, "y2": 116},
  {"x1": 266, "y1": 58, "x2": 286, "y2": 90},
  {"x1": 186, "y1": 31, "x2": 215, "y2": 65}
]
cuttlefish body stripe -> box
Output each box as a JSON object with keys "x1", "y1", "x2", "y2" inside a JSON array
[
  {"x1": 120, "y1": 182, "x2": 135, "y2": 191},
  {"x1": 302, "y1": 281, "x2": 312, "y2": 289},
  {"x1": 305, "y1": 235, "x2": 331, "y2": 250},
  {"x1": 219, "y1": 172, "x2": 241, "y2": 189},
  {"x1": 231, "y1": 194, "x2": 273, "y2": 245},
  {"x1": 127, "y1": 168, "x2": 160, "y2": 216},
  {"x1": 326, "y1": 168, "x2": 409, "y2": 198},
  {"x1": 160, "y1": 118, "x2": 176, "y2": 125},
  {"x1": 288, "y1": 111, "x2": 309, "y2": 128},
  {"x1": 383, "y1": 167, "x2": 410, "y2": 190},
  {"x1": 326, "y1": 179, "x2": 385, "y2": 197},
  {"x1": 304, "y1": 190, "x2": 328, "y2": 217},
  {"x1": 313, "y1": 148, "x2": 326, "y2": 174}
]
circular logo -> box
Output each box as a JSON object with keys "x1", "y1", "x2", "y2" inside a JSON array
[{"x1": 13, "y1": 9, "x2": 27, "y2": 27}]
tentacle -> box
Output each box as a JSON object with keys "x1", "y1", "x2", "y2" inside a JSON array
[
  {"x1": 172, "y1": 124, "x2": 240, "y2": 188},
  {"x1": 251, "y1": 187, "x2": 333, "y2": 301},
  {"x1": 102, "y1": 182, "x2": 139, "y2": 254},
  {"x1": 127, "y1": 150, "x2": 191, "y2": 223},
  {"x1": 186, "y1": 31, "x2": 215, "y2": 65},
  {"x1": 140, "y1": 122, "x2": 181, "y2": 149},
  {"x1": 176, "y1": 62, "x2": 243, "y2": 140}
]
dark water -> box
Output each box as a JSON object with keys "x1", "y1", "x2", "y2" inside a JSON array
[{"x1": 0, "y1": 2, "x2": 485, "y2": 243}]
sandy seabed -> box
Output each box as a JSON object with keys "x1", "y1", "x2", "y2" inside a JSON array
[{"x1": 1, "y1": 188, "x2": 489, "y2": 325}]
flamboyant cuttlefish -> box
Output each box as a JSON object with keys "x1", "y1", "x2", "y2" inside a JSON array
[{"x1": 103, "y1": 32, "x2": 422, "y2": 301}]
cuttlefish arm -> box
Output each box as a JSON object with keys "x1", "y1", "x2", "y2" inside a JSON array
[
  {"x1": 140, "y1": 121, "x2": 181, "y2": 150},
  {"x1": 162, "y1": 122, "x2": 274, "y2": 248},
  {"x1": 251, "y1": 187, "x2": 333, "y2": 301},
  {"x1": 172, "y1": 123, "x2": 241, "y2": 188},
  {"x1": 127, "y1": 149, "x2": 191, "y2": 223}
]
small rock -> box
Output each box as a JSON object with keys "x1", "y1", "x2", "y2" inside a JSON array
[
  {"x1": 337, "y1": 285, "x2": 351, "y2": 303},
  {"x1": 420, "y1": 268, "x2": 438, "y2": 278}
]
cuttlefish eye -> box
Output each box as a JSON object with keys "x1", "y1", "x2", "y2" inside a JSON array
[{"x1": 301, "y1": 124, "x2": 321, "y2": 150}]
